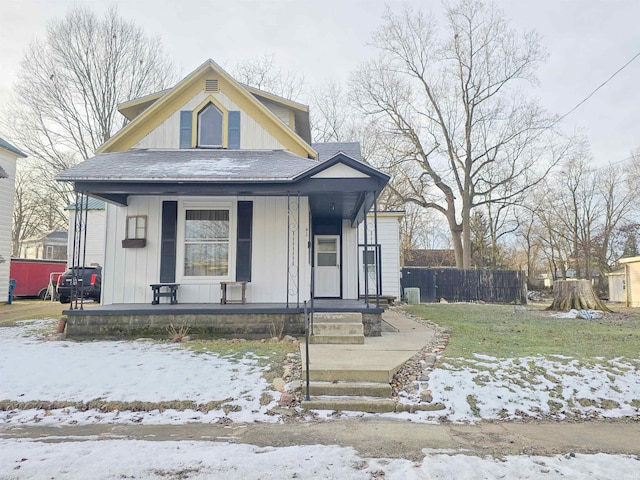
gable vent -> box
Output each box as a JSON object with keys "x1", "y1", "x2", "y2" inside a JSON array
[{"x1": 205, "y1": 79, "x2": 219, "y2": 92}]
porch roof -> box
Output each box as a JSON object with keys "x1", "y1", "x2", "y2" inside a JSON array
[
  {"x1": 56, "y1": 149, "x2": 390, "y2": 225},
  {"x1": 56, "y1": 149, "x2": 319, "y2": 182}
]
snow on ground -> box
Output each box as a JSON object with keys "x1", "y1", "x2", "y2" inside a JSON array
[
  {"x1": 1, "y1": 320, "x2": 640, "y2": 426},
  {"x1": 0, "y1": 320, "x2": 282, "y2": 425},
  {"x1": 2, "y1": 319, "x2": 640, "y2": 478},
  {"x1": 398, "y1": 354, "x2": 640, "y2": 422},
  {"x1": 1, "y1": 438, "x2": 639, "y2": 480}
]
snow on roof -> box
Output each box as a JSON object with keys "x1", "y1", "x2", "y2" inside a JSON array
[{"x1": 57, "y1": 149, "x2": 319, "y2": 183}]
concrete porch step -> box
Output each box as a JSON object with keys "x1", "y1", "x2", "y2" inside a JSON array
[
  {"x1": 312, "y1": 312, "x2": 363, "y2": 323},
  {"x1": 301, "y1": 396, "x2": 396, "y2": 413},
  {"x1": 310, "y1": 312, "x2": 364, "y2": 344},
  {"x1": 304, "y1": 368, "x2": 392, "y2": 383},
  {"x1": 308, "y1": 381, "x2": 392, "y2": 398},
  {"x1": 308, "y1": 334, "x2": 364, "y2": 344},
  {"x1": 312, "y1": 322, "x2": 364, "y2": 336}
]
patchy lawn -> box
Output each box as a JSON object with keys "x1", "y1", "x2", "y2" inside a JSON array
[
  {"x1": 400, "y1": 303, "x2": 640, "y2": 421},
  {"x1": 406, "y1": 303, "x2": 640, "y2": 359}
]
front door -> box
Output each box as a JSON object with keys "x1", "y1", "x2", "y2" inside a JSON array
[{"x1": 314, "y1": 235, "x2": 340, "y2": 297}]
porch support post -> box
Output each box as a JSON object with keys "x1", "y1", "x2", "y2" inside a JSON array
[
  {"x1": 373, "y1": 192, "x2": 380, "y2": 308},
  {"x1": 297, "y1": 193, "x2": 300, "y2": 308},
  {"x1": 286, "y1": 192, "x2": 290, "y2": 308},
  {"x1": 71, "y1": 192, "x2": 88, "y2": 310},
  {"x1": 80, "y1": 193, "x2": 89, "y2": 309},
  {"x1": 363, "y1": 201, "x2": 369, "y2": 309}
]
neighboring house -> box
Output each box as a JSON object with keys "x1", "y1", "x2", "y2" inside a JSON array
[
  {"x1": 20, "y1": 230, "x2": 68, "y2": 261},
  {"x1": 0, "y1": 137, "x2": 27, "y2": 301},
  {"x1": 619, "y1": 257, "x2": 640, "y2": 307},
  {"x1": 358, "y1": 211, "x2": 402, "y2": 300},
  {"x1": 65, "y1": 197, "x2": 106, "y2": 267},
  {"x1": 57, "y1": 59, "x2": 389, "y2": 335},
  {"x1": 606, "y1": 269, "x2": 626, "y2": 303}
]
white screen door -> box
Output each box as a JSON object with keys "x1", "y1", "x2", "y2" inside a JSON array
[{"x1": 314, "y1": 235, "x2": 340, "y2": 297}]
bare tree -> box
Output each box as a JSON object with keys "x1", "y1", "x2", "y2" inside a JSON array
[
  {"x1": 11, "y1": 168, "x2": 49, "y2": 256},
  {"x1": 1, "y1": 6, "x2": 175, "y2": 249},
  {"x1": 233, "y1": 53, "x2": 305, "y2": 101},
  {"x1": 351, "y1": 0, "x2": 567, "y2": 268}
]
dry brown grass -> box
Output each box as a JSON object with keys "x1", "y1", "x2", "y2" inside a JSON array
[{"x1": 0, "y1": 299, "x2": 99, "y2": 325}]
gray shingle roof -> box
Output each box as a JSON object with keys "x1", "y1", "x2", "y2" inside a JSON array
[
  {"x1": 0, "y1": 165, "x2": 7, "y2": 179},
  {"x1": 0, "y1": 137, "x2": 26, "y2": 158},
  {"x1": 312, "y1": 142, "x2": 362, "y2": 161},
  {"x1": 57, "y1": 149, "x2": 320, "y2": 183}
]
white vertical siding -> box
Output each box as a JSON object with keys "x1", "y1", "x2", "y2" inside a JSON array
[
  {"x1": 103, "y1": 195, "x2": 311, "y2": 305},
  {"x1": 626, "y1": 262, "x2": 640, "y2": 307},
  {"x1": 250, "y1": 196, "x2": 311, "y2": 303},
  {"x1": 341, "y1": 220, "x2": 358, "y2": 300},
  {"x1": 359, "y1": 214, "x2": 402, "y2": 299},
  {"x1": 607, "y1": 273, "x2": 625, "y2": 303},
  {"x1": 259, "y1": 99, "x2": 294, "y2": 127},
  {"x1": 0, "y1": 152, "x2": 17, "y2": 301},
  {"x1": 67, "y1": 210, "x2": 106, "y2": 268},
  {"x1": 103, "y1": 197, "x2": 162, "y2": 305},
  {"x1": 134, "y1": 91, "x2": 285, "y2": 150}
]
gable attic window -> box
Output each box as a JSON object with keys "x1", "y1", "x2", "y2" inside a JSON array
[
  {"x1": 198, "y1": 103, "x2": 223, "y2": 148},
  {"x1": 179, "y1": 96, "x2": 240, "y2": 149}
]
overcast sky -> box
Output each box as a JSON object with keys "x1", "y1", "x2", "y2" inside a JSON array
[{"x1": 1, "y1": 0, "x2": 639, "y2": 164}]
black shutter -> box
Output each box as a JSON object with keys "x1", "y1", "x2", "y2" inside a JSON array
[
  {"x1": 236, "y1": 201, "x2": 253, "y2": 281},
  {"x1": 160, "y1": 201, "x2": 178, "y2": 283}
]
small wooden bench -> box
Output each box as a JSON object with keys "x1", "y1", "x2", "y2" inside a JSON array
[
  {"x1": 150, "y1": 283, "x2": 179, "y2": 305},
  {"x1": 220, "y1": 281, "x2": 247, "y2": 304}
]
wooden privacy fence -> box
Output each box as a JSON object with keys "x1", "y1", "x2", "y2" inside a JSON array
[{"x1": 400, "y1": 268, "x2": 527, "y2": 304}]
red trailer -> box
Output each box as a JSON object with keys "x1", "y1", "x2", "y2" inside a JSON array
[{"x1": 9, "y1": 259, "x2": 67, "y2": 299}]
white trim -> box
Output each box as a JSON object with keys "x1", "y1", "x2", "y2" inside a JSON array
[
  {"x1": 311, "y1": 162, "x2": 370, "y2": 179},
  {"x1": 176, "y1": 198, "x2": 237, "y2": 284}
]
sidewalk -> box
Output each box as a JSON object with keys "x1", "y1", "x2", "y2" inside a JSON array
[
  {"x1": 3, "y1": 419, "x2": 639, "y2": 459},
  {"x1": 301, "y1": 309, "x2": 436, "y2": 382}
]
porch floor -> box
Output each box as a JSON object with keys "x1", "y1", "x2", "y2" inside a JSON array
[{"x1": 64, "y1": 299, "x2": 384, "y2": 316}]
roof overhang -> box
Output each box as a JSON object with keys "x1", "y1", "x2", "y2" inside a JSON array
[
  {"x1": 59, "y1": 151, "x2": 390, "y2": 226},
  {"x1": 619, "y1": 256, "x2": 640, "y2": 264}
]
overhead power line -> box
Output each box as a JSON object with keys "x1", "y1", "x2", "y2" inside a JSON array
[{"x1": 557, "y1": 49, "x2": 640, "y2": 123}]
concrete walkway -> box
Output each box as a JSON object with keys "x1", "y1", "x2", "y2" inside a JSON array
[
  {"x1": 300, "y1": 309, "x2": 435, "y2": 383},
  {"x1": 4, "y1": 419, "x2": 639, "y2": 460}
]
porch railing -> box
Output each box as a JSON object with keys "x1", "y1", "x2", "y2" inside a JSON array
[{"x1": 304, "y1": 300, "x2": 311, "y2": 401}]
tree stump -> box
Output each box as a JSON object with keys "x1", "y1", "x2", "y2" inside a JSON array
[{"x1": 547, "y1": 279, "x2": 611, "y2": 312}]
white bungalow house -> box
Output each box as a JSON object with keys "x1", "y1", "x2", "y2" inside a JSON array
[
  {"x1": 57, "y1": 59, "x2": 390, "y2": 338},
  {"x1": 0, "y1": 137, "x2": 27, "y2": 302}
]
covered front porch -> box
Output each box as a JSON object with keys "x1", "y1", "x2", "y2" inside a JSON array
[{"x1": 64, "y1": 299, "x2": 384, "y2": 339}]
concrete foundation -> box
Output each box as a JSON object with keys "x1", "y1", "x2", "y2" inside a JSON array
[{"x1": 64, "y1": 309, "x2": 382, "y2": 340}]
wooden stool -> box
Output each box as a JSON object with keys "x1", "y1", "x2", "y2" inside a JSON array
[{"x1": 220, "y1": 281, "x2": 247, "y2": 304}]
